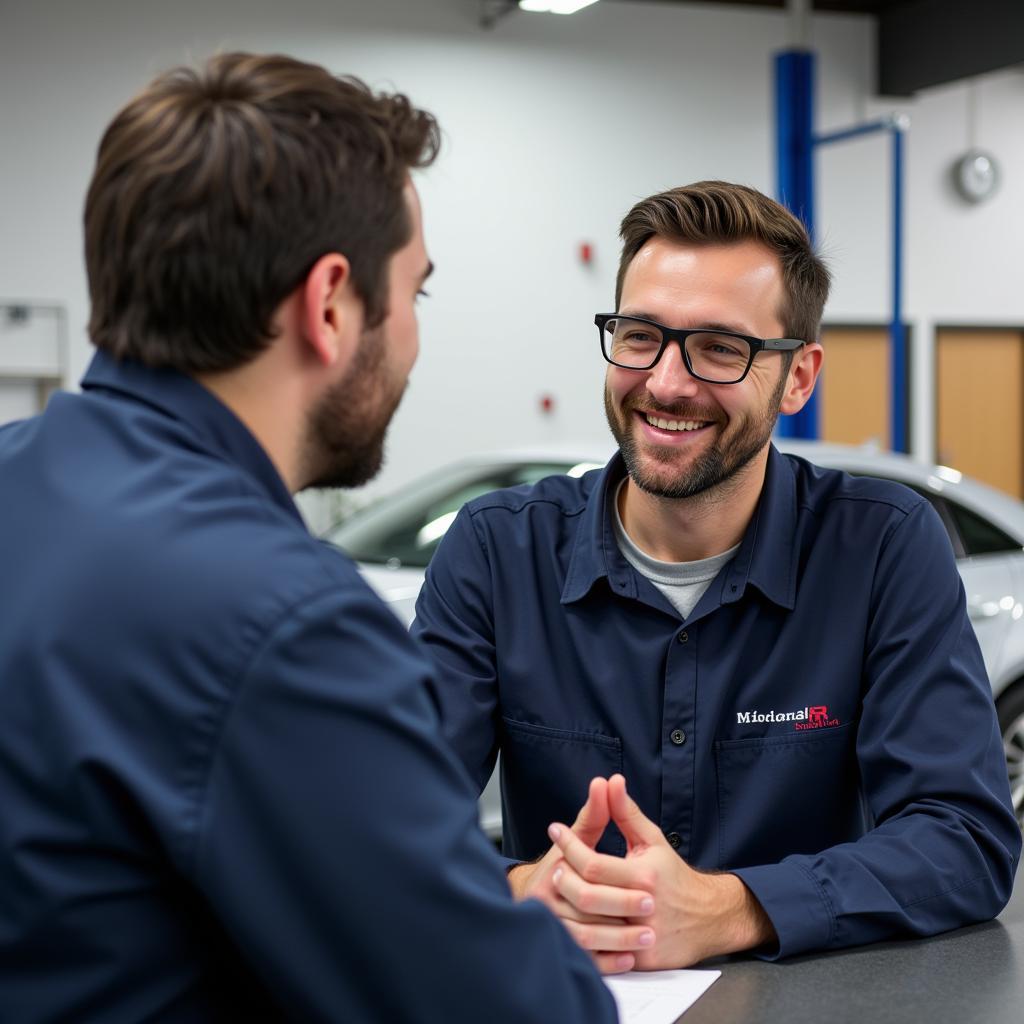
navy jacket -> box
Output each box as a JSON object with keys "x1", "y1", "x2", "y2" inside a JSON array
[
  {"x1": 0, "y1": 352, "x2": 616, "y2": 1023},
  {"x1": 413, "y1": 448, "x2": 1021, "y2": 959}
]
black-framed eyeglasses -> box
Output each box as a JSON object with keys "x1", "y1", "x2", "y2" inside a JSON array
[{"x1": 595, "y1": 313, "x2": 805, "y2": 384}]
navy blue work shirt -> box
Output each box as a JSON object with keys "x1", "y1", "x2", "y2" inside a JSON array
[
  {"x1": 412, "y1": 448, "x2": 1021, "y2": 959},
  {"x1": 0, "y1": 352, "x2": 616, "y2": 1023}
]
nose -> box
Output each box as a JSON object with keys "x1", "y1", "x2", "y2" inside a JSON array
[{"x1": 646, "y1": 339, "x2": 700, "y2": 404}]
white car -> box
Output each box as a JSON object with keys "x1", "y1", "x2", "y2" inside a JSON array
[{"x1": 325, "y1": 442, "x2": 1024, "y2": 832}]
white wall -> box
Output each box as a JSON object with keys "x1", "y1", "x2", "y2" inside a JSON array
[{"x1": 2, "y1": 0, "x2": 1022, "y2": 510}]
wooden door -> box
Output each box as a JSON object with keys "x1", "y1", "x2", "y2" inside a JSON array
[
  {"x1": 937, "y1": 328, "x2": 1024, "y2": 498},
  {"x1": 818, "y1": 327, "x2": 890, "y2": 448}
]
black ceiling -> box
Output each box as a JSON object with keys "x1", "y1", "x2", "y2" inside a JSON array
[
  {"x1": 608, "y1": 0, "x2": 901, "y2": 12},
  {"x1": 491, "y1": 0, "x2": 1024, "y2": 96}
]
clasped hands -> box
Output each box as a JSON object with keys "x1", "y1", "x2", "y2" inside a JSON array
[{"x1": 507, "y1": 774, "x2": 774, "y2": 974}]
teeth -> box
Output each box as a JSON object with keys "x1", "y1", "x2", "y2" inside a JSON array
[{"x1": 646, "y1": 414, "x2": 705, "y2": 432}]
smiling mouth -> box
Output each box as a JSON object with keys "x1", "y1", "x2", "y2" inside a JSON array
[{"x1": 640, "y1": 411, "x2": 714, "y2": 432}]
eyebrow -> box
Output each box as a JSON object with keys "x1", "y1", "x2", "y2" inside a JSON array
[
  {"x1": 420, "y1": 261, "x2": 435, "y2": 284},
  {"x1": 618, "y1": 309, "x2": 759, "y2": 338}
]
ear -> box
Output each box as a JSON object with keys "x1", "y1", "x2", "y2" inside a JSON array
[
  {"x1": 779, "y1": 342, "x2": 823, "y2": 415},
  {"x1": 301, "y1": 253, "x2": 360, "y2": 367}
]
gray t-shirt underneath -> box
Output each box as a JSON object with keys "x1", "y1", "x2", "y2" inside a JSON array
[{"x1": 612, "y1": 480, "x2": 740, "y2": 620}]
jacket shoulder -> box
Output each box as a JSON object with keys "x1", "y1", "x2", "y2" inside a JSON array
[
  {"x1": 462, "y1": 466, "x2": 602, "y2": 520},
  {"x1": 783, "y1": 452, "x2": 926, "y2": 520}
]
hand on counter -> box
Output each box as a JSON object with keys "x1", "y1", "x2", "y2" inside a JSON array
[
  {"x1": 546, "y1": 774, "x2": 776, "y2": 971},
  {"x1": 506, "y1": 776, "x2": 656, "y2": 973}
]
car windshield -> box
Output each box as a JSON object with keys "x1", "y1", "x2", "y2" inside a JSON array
[{"x1": 326, "y1": 460, "x2": 602, "y2": 568}]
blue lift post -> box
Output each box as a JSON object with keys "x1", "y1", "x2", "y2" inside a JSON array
[
  {"x1": 774, "y1": 52, "x2": 908, "y2": 451},
  {"x1": 775, "y1": 50, "x2": 817, "y2": 441}
]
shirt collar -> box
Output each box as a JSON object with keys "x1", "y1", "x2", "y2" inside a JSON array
[
  {"x1": 561, "y1": 453, "x2": 634, "y2": 605},
  {"x1": 720, "y1": 444, "x2": 798, "y2": 611},
  {"x1": 80, "y1": 349, "x2": 302, "y2": 524},
  {"x1": 561, "y1": 443, "x2": 798, "y2": 611}
]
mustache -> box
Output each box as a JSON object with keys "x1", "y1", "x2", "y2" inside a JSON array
[{"x1": 622, "y1": 396, "x2": 723, "y2": 423}]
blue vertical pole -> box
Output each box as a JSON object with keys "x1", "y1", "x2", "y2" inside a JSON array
[
  {"x1": 774, "y1": 50, "x2": 818, "y2": 440},
  {"x1": 890, "y1": 126, "x2": 906, "y2": 452}
]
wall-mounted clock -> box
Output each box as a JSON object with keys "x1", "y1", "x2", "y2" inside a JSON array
[{"x1": 952, "y1": 149, "x2": 1000, "y2": 204}]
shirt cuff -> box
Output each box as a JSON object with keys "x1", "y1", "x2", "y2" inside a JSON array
[{"x1": 731, "y1": 860, "x2": 835, "y2": 960}]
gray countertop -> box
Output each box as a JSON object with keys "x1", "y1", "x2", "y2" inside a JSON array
[{"x1": 680, "y1": 874, "x2": 1024, "y2": 1023}]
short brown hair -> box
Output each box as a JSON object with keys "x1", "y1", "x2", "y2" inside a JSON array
[
  {"x1": 85, "y1": 52, "x2": 440, "y2": 372},
  {"x1": 615, "y1": 181, "x2": 830, "y2": 343}
]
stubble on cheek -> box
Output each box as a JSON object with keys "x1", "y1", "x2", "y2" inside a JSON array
[{"x1": 603, "y1": 374, "x2": 783, "y2": 501}]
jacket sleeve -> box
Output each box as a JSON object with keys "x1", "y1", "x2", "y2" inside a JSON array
[
  {"x1": 411, "y1": 508, "x2": 502, "y2": 795},
  {"x1": 186, "y1": 581, "x2": 616, "y2": 1023},
  {"x1": 734, "y1": 500, "x2": 1022, "y2": 958}
]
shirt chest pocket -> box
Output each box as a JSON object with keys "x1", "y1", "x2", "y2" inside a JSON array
[
  {"x1": 500, "y1": 717, "x2": 625, "y2": 861},
  {"x1": 713, "y1": 722, "x2": 862, "y2": 869}
]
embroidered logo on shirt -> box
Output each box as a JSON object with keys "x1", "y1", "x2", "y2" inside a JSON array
[{"x1": 736, "y1": 705, "x2": 841, "y2": 731}]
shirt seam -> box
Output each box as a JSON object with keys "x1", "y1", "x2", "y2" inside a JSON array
[
  {"x1": 866, "y1": 502, "x2": 941, "y2": 668},
  {"x1": 464, "y1": 504, "x2": 492, "y2": 561},
  {"x1": 795, "y1": 491, "x2": 924, "y2": 519},
  {"x1": 424, "y1": 533, "x2": 497, "y2": 648},
  {"x1": 872, "y1": 498, "x2": 923, "y2": 559},
  {"x1": 467, "y1": 495, "x2": 593, "y2": 601},
  {"x1": 467, "y1": 495, "x2": 589, "y2": 520},
  {"x1": 793, "y1": 861, "x2": 838, "y2": 945},
  {"x1": 899, "y1": 870, "x2": 992, "y2": 909}
]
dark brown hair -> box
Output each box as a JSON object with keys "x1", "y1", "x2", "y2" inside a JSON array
[
  {"x1": 615, "y1": 181, "x2": 831, "y2": 343},
  {"x1": 85, "y1": 52, "x2": 440, "y2": 372}
]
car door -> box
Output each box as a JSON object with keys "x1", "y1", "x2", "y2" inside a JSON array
[
  {"x1": 942, "y1": 495, "x2": 1024, "y2": 697},
  {"x1": 914, "y1": 489, "x2": 1022, "y2": 689}
]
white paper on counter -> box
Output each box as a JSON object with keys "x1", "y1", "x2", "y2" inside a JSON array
[{"x1": 603, "y1": 968, "x2": 721, "y2": 1024}]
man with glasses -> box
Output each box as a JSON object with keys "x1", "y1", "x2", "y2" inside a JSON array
[{"x1": 413, "y1": 181, "x2": 1020, "y2": 970}]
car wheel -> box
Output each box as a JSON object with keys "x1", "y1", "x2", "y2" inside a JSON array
[{"x1": 997, "y1": 684, "x2": 1024, "y2": 830}]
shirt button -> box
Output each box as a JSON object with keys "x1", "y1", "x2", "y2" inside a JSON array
[
  {"x1": 677, "y1": 631, "x2": 688, "y2": 644},
  {"x1": 670, "y1": 729, "x2": 686, "y2": 745},
  {"x1": 666, "y1": 831, "x2": 682, "y2": 849}
]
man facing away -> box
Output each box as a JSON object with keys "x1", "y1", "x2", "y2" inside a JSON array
[
  {"x1": 413, "y1": 181, "x2": 1021, "y2": 972},
  {"x1": 0, "y1": 53, "x2": 617, "y2": 1023}
]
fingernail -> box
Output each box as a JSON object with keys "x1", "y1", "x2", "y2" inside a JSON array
[
  {"x1": 552, "y1": 868, "x2": 563, "y2": 885},
  {"x1": 639, "y1": 930, "x2": 655, "y2": 946},
  {"x1": 616, "y1": 954, "x2": 633, "y2": 970},
  {"x1": 639, "y1": 897, "x2": 654, "y2": 914},
  {"x1": 548, "y1": 824, "x2": 562, "y2": 841}
]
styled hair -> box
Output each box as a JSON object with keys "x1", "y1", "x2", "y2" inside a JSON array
[
  {"x1": 85, "y1": 52, "x2": 440, "y2": 372},
  {"x1": 615, "y1": 181, "x2": 831, "y2": 343}
]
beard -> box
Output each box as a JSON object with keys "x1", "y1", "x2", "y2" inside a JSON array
[
  {"x1": 604, "y1": 372, "x2": 787, "y2": 501},
  {"x1": 303, "y1": 322, "x2": 407, "y2": 490}
]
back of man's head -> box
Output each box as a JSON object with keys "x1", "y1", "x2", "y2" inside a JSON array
[
  {"x1": 615, "y1": 181, "x2": 831, "y2": 344},
  {"x1": 84, "y1": 52, "x2": 440, "y2": 373}
]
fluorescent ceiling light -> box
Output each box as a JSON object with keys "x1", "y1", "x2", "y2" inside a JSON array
[{"x1": 519, "y1": 0, "x2": 601, "y2": 14}]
